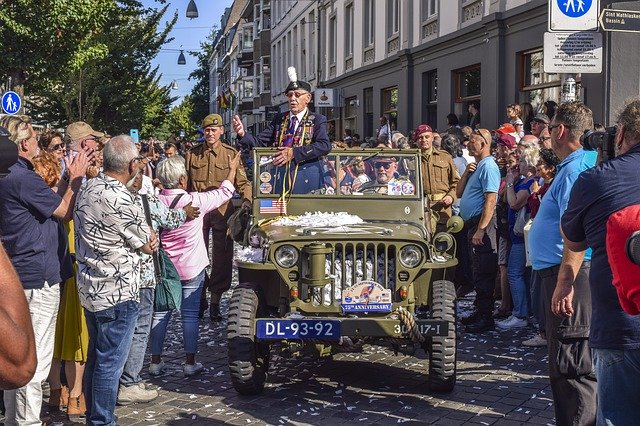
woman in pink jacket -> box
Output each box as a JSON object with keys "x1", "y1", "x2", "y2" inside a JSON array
[{"x1": 149, "y1": 153, "x2": 240, "y2": 376}]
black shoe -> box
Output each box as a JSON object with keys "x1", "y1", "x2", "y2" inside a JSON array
[
  {"x1": 209, "y1": 303, "x2": 222, "y2": 322},
  {"x1": 456, "y1": 285, "x2": 474, "y2": 298},
  {"x1": 460, "y1": 311, "x2": 480, "y2": 325},
  {"x1": 465, "y1": 316, "x2": 495, "y2": 333},
  {"x1": 198, "y1": 297, "x2": 207, "y2": 319}
]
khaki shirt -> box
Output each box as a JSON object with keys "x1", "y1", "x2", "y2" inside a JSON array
[
  {"x1": 185, "y1": 142, "x2": 252, "y2": 215},
  {"x1": 421, "y1": 149, "x2": 460, "y2": 220}
]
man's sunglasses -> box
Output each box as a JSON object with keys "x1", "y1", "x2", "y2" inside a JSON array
[
  {"x1": 374, "y1": 162, "x2": 393, "y2": 169},
  {"x1": 286, "y1": 91, "x2": 309, "y2": 98}
]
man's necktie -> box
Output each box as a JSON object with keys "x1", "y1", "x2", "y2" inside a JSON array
[{"x1": 282, "y1": 116, "x2": 298, "y2": 147}]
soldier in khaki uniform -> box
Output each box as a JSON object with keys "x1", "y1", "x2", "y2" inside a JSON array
[
  {"x1": 415, "y1": 124, "x2": 460, "y2": 233},
  {"x1": 186, "y1": 114, "x2": 252, "y2": 321}
]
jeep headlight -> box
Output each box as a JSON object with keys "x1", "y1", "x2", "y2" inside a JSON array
[
  {"x1": 433, "y1": 232, "x2": 455, "y2": 253},
  {"x1": 399, "y1": 244, "x2": 423, "y2": 268},
  {"x1": 274, "y1": 245, "x2": 299, "y2": 268},
  {"x1": 248, "y1": 227, "x2": 268, "y2": 248}
]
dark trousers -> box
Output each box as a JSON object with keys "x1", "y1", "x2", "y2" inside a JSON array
[
  {"x1": 202, "y1": 207, "x2": 234, "y2": 305},
  {"x1": 539, "y1": 263, "x2": 597, "y2": 426},
  {"x1": 466, "y1": 215, "x2": 498, "y2": 317}
]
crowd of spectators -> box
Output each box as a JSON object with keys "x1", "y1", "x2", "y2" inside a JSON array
[{"x1": 0, "y1": 94, "x2": 638, "y2": 425}]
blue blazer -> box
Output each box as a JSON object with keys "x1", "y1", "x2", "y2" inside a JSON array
[{"x1": 239, "y1": 111, "x2": 331, "y2": 194}]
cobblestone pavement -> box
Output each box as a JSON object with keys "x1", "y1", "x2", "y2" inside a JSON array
[{"x1": 33, "y1": 290, "x2": 556, "y2": 426}]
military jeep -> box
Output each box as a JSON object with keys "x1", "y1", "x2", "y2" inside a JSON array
[{"x1": 228, "y1": 147, "x2": 462, "y2": 395}]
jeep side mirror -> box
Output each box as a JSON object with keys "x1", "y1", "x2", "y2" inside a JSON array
[{"x1": 446, "y1": 216, "x2": 464, "y2": 234}]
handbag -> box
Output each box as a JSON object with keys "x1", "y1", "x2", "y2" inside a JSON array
[
  {"x1": 513, "y1": 205, "x2": 531, "y2": 237},
  {"x1": 154, "y1": 246, "x2": 182, "y2": 311},
  {"x1": 140, "y1": 193, "x2": 184, "y2": 311}
]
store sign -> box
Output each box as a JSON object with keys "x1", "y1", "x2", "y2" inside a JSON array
[
  {"x1": 314, "y1": 89, "x2": 338, "y2": 107},
  {"x1": 543, "y1": 31, "x2": 602, "y2": 74},
  {"x1": 549, "y1": 0, "x2": 600, "y2": 32}
]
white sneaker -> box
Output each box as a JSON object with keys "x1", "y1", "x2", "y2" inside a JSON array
[
  {"x1": 149, "y1": 361, "x2": 166, "y2": 376},
  {"x1": 117, "y1": 383, "x2": 159, "y2": 405},
  {"x1": 496, "y1": 315, "x2": 528, "y2": 330},
  {"x1": 523, "y1": 334, "x2": 547, "y2": 347},
  {"x1": 183, "y1": 362, "x2": 204, "y2": 376}
]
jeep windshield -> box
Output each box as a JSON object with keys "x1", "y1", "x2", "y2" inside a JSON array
[{"x1": 255, "y1": 148, "x2": 420, "y2": 198}]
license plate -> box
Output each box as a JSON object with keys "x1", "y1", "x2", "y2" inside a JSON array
[{"x1": 256, "y1": 319, "x2": 340, "y2": 340}]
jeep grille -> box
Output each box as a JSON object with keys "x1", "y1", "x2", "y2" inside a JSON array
[{"x1": 315, "y1": 242, "x2": 397, "y2": 306}]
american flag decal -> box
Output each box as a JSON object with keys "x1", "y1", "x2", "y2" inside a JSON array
[{"x1": 259, "y1": 199, "x2": 286, "y2": 214}]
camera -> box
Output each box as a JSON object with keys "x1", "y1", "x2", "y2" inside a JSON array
[
  {"x1": 0, "y1": 126, "x2": 18, "y2": 178},
  {"x1": 628, "y1": 231, "x2": 640, "y2": 267},
  {"x1": 580, "y1": 127, "x2": 617, "y2": 161}
]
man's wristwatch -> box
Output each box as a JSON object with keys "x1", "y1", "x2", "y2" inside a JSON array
[{"x1": 506, "y1": 183, "x2": 514, "y2": 188}]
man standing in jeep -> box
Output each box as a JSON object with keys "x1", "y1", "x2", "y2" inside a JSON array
[{"x1": 232, "y1": 67, "x2": 330, "y2": 194}]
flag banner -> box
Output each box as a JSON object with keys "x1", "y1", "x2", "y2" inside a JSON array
[{"x1": 259, "y1": 199, "x2": 286, "y2": 215}]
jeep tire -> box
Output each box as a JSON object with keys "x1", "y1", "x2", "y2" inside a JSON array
[
  {"x1": 227, "y1": 283, "x2": 270, "y2": 395},
  {"x1": 427, "y1": 279, "x2": 457, "y2": 392}
]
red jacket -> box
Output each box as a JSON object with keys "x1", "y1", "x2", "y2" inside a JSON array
[{"x1": 606, "y1": 205, "x2": 640, "y2": 315}]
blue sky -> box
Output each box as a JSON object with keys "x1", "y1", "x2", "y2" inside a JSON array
[{"x1": 141, "y1": 0, "x2": 233, "y2": 106}]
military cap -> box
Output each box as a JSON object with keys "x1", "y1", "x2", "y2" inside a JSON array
[{"x1": 201, "y1": 114, "x2": 223, "y2": 128}]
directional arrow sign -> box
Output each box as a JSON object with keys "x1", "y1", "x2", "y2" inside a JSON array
[{"x1": 599, "y1": 9, "x2": 640, "y2": 33}]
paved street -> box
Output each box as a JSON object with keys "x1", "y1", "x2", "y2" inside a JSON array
[{"x1": 38, "y1": 290, "x2": 555, "y2": 425}]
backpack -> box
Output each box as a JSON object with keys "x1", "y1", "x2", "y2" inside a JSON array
[{"x1": 606, "y1": 204, "x2": 640, "y2": 315}]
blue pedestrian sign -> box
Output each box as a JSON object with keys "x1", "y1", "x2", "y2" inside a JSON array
[
  {"x1": 549, "y1": 0, "x2": 599, "y2": 32},
  {"x1": 1, "y1": 91, "x2": 22, "y2": 115},
  {"x1": 558, "y1": 0, "x2": 593, "y2": 18}
]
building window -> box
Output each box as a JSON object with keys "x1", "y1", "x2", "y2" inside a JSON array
[
  {"x1": 329, "y1": 15, "x2": 337, "y2": 66},
  {"x1": 243, "y1": 80, "x2": 254, "y2": 99},
  {"x1": 241, "y1": 26, "x2": 253, "y2": 51},
  {"x1": 364, "y1": 87, "x2": 373, "y2": 138},
  {"x1": 519, "y1": 48, "x2": 576, "y2": 109},
  {"x1": 387, "y1": 0, "x2": 400, "y2": 37},
  {"x1": 382, "y1": 86, "x2": 398, "y2": 132},
  {"x1": 300, "y1": 19, "x2": 307, "y2": 78},
  {"x1": 344, "y1": 96, "x2": 357, "y2": 138},
  {"x1": 424, "y1": 70, "x2": 438, "y2": 130},
  {"x1": 345, "y1": 3, "x2": 354, "y2": 57},
  {"x1": 454, "y1": 65, "x2": 481, "y2": 126},
  {"x1": 309, "y1": 10, "x2": 316, "y2": 77},
  {"x1": 421, "y1": 0, "x2": 437, "y2": 19},
  {"x1": 364, "y1": 0, "x2": 374, "y2": 48}
]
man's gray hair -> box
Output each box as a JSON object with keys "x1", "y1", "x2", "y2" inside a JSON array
[
  {"x1": 157, "y1": 155, "x2": 187, "y2": 189},
  {"x1": 617, "y1": 98, "x2": 640, "y2": 144},
  {"x1": 103, "y1": 135, "x2": 138, "y2": 173}
]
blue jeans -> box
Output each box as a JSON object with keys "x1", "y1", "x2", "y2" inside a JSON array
[
  {"x1": 507, "y1": 242, "x2": 530, "y2": 318},
  {"x1": 593, "y1": 348, "x2": 640, "y2": 426},
  {"x1": 84, "y1": 300, "x2": 139, "y2": 426},
  {"x1": 150, "y1": 270, "x2": 205, "y2": 356},
  {"x1": 120, "y1": 287, "x2": 154, "y2": 386}
]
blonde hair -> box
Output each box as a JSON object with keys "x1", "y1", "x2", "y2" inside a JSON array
[{"x1": 0, "y1": 115, "x2": 32, "y2": 145}]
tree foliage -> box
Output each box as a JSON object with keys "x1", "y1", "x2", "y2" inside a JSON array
[
  {"x1": 0, "y1": 0, "x2": 177, "y2": 138},
  {"x1": 188, "y1": 28, "x2": 218, "y2": 125}
]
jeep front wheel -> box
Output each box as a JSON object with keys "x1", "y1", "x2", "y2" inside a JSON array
[
  {"x1": 428, "y1": 280, "x2": 457, "y2": 392},
  {"x1": 227, "y1": 283, "x2": 270, "y2": 395}
]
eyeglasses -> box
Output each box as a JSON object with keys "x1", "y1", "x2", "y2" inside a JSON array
[
  {"x1": 49, "y1": 143, "x2": 65, "y2": 151},
  {"x1": 472, "y1": 129, "x2": 490, "y2": 145},
  {"x1": 374, "y1": 162, "x2": 393, "y2": 169},
  {"x1": 286, "y1": 91, "x2": 308, "y2": 98},
  {"x1": 547, "y1": 123, "x2": 567, "y2": 132}
]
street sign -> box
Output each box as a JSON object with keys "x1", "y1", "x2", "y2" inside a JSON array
[
  {"x1": 543, "y1": 31, "x2": 603, "y2": 74},
  {"x1": 130, "y1": 128, "x2": 139, "y2": 143},
  {"x1": 549, "y1": 0, "x2": 600, "y2": 32},
  {"x1": 1, "y1": 91, "x2": 21, "y2": 115},
  {"x1": 599, "y1": 9, "x2": 640, "y2": 33}
]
